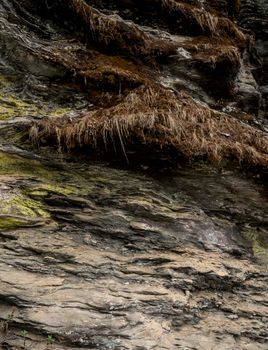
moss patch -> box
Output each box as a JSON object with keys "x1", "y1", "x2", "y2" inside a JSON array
[
  {"x1": 0, "y1": 151, "x2": 50, "y2": 178},
  {"x1": 242, "y1": 227, "x2": 268, "y2": 265},
  {"x1": 0, "y1": 216, "x2": 45, "y2": 230},
  {"x1": 0, "y1": 186, "x2": 52, "y2": 230},
  {"x1": 0, "y1": 73, "x2": 73, "y2": 121},
  {"x1": 0, "y1": 151, "x2": 95, "y2": 197},
  {"x1": 0, "y1": 193, "x2": 49, "y2": 218},
  {"x1": 0, "y1": 94, "x2": 72, "y2": 121}
]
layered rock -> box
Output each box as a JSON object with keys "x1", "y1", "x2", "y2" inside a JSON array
[
  {"x1": 0, "y1": 1, "x2": 268, "y2": 349},
  {"x1": 0, "y1": 150, "x2": 267, "y2": 349},
  {"x1": 239, "y1": 0, "x2": 268, "y2": 117}
]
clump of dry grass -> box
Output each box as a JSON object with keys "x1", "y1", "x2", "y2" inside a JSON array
[
  {"x1": 182, "y1": 37, "x2": 241, "y2": 68},
  {"x1": 24, "y1": 0, "x2": 267, "y2": 170},
  {"x1": 69, "y1": 0, "x2": 176, "y2": 57},
  {"x1": 31, "y1": 84, "x2": 268, "y2": 168},
  {"x1": 160, "y1": 0, "x2": 249, "y2": 46},
  {"x1": 33, "y1": 36, "x2": 153, "y2": 93},
  {"x1": 46, "y1": 45, "x2": 149, "y2": 88}
]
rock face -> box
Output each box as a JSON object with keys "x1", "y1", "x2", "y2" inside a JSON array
[
  {"x1": 240, "y1": 0, "x2": 268, "y2": 117},
  {"x1": 0, "y1": 153, "x2": 268, "y2": 349},
  {"x1": 0, "y1": 1, "x2": 268, "y2": 349}
]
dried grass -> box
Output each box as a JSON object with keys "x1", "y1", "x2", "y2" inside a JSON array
[
  {"x1": 182, "y1": 38, "x2": 241, "y2": 68},
  {"x1": 160, "y1": 0, "x2": 249, "y2": 46},
  {"x1": 71, "y1": 0, "x2": 248, "y2": 47},
  {"x1": 31, "y1": 85, "x2": 268, "y2": 168},
  {"x1": 25, "y1": 0, "x2": 267, "y2": 170},
  {"x1": 69, "y1": 0, "x2": 176, "y2": 57}
]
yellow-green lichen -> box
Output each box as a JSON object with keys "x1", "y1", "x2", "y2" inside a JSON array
[
  {"x1": 0, "y1": 94, "x2": 36, "y2": 120},
  {"x1": 0, "y1": 73, "x2": 73, "y2": 120},
  {"x1": 0, "y1": 193, "x2": 49, "y2": 218},
  {"x1": 0, "y1": 74, "x2": 12, "y2": 89},
  {"x1": 0, "y1": 183, "x2": 52, "y2": 230},
  {"x1": 0, "y1": 151, "x2": 94, "y2": 197},
  {"x1": 28, "y1": 183, "x2": 75, "y2": 197},
  {"x1": 0, "y1": 216, "x2": 32, "y2": 230},
  {"x1": 0, "y1": 93, "x2": 72, "y2": 121},
  {"x1": 0, "y1": 215, "x2": 51, "y2": 230},
  {"x1": 0, "y1": 151, "x2": 51, "y2": 178},
  {"x1": 242, "y1": 227, "x2": 268, "y2": 265}
]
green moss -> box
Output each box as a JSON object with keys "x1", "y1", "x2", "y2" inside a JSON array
[
  {"x1": 0, "y1": 94, "x2": 35, "y2": 120},
  {"x1": 242, "y1": 228, "x2": 268, "y2": 265},
  {"x1": 0, "y1": 182, "x2": 52, "y2": 230},
  {"x1": 0, "y1": 93, "x2": 72, "y2": 121},
  {"x1": 0, "y1": 151, "x2": 94, "y2": 198},
  {"x1": 0, "y1": 151, "x2": 51, "y2": 178},
  {"x1": 0, "y1": 193, "x2": 49, "y2": 218},
  {"x1": 4, "y1": 129, "x2": 29, "y2": 146},
  {"x1": 27, "y1": 189, "x2": 51, "y2": 197},
  {"x1": 0, "y1": 73, "x2": 72, "y2": 121},
  {"x1": 0, "y1": 217, "x2": 32, "y2": 229},
  {"x1": 0, "y1": 215, "x2": 50, "y2": 230},
  {"x1": 28, "y1": 183, "x2": 75, "y2": 197},
  {"x1": 50, "y1": 107, "x2": 71, "y2": 117},
  {"x1": 0, "y1": 74, "x2": 11, "y2": 89}
]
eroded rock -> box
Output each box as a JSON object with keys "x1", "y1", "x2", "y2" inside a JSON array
[
  {"x1": 0, "y1": 1, "x2": 268, "y2": 349},
  {"x1": 0, "y1": 150, "x2": 267, "y2": 349}
]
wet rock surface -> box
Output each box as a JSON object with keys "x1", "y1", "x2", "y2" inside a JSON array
[
  {"x1": 0, "y1": 148, "x2": 267, "y2": 349},
  {"x1": 239, "y1": 0, "x2": 268, "y2": 116},
  {"x1": 0, "y1": 0, "x2": 268, "y2": 349}
]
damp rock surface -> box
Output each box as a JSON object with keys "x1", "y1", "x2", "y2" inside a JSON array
[
  {"x1": 0, "y1": 0, "x2": 268, "y2": 349},
  {"x1": 0, "y1": 150, "x2": 267, "y2": 349}
]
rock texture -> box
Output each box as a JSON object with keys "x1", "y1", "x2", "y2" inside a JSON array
[
  {"x1": 0, "y1": 1, "x2": 268, "y2": 349},
  {"x1": 0, "y1": 150, "x2": 267, "y2": 349},
  {"x1": 240, "y1": 0, "x2": 268, "y2": 117},
  {"x1": 0, "y1": 0, "x2": 267, "y2": 119}
]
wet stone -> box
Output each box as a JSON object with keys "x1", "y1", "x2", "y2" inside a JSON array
[
  {"x1": 0, "y1": 149, "x2": 267, "y2": 349},
  {"x1": 0, "y1": 0, "x2": 267, "y2": 349}
]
